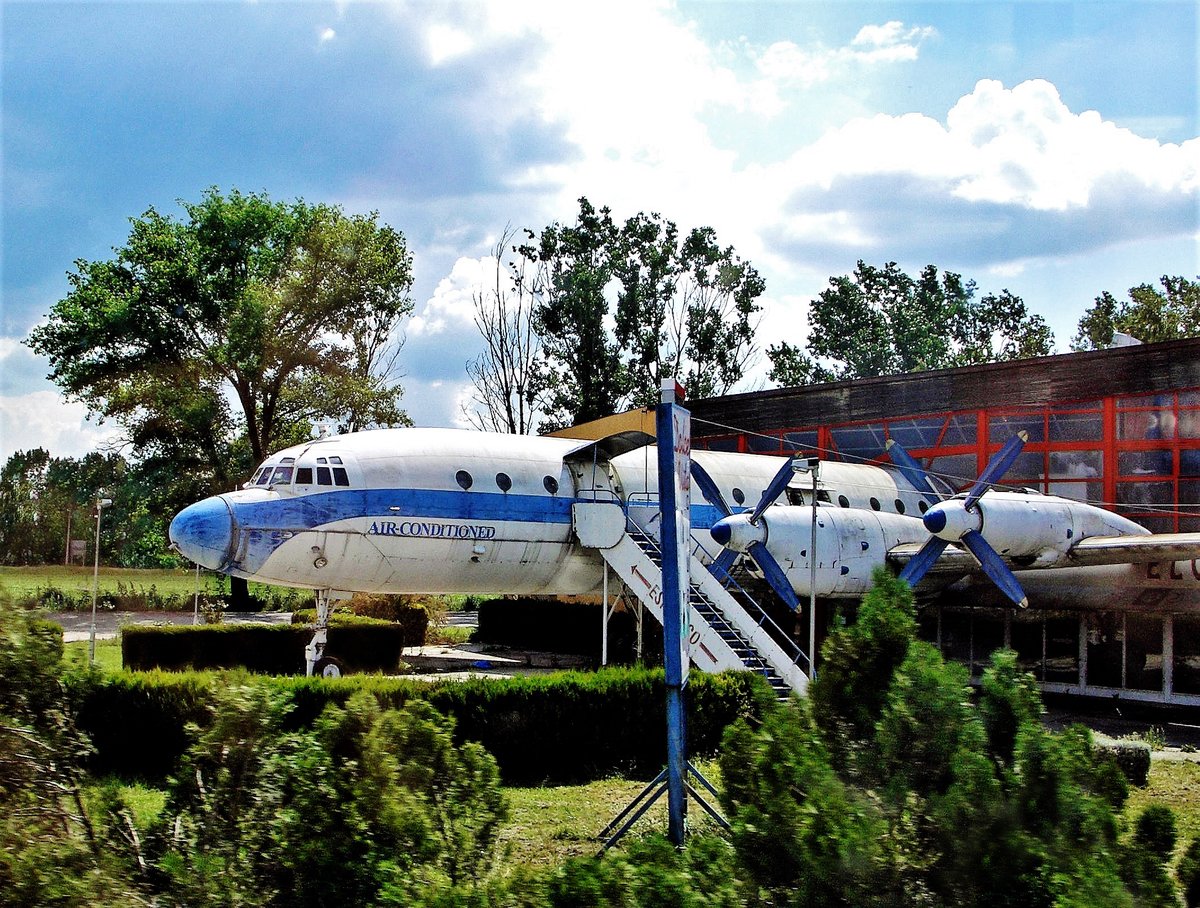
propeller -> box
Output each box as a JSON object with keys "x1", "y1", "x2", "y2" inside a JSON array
[
  {"x1": 892, "y1": 431, "x2": 1030, "y2": 608},
  {"x1": 692, "y1": 458, "x2": 802, "y2": 610}
]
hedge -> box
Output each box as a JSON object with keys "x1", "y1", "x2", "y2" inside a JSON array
[
  {"x1": 476, "y1": 597, "x2": 653, "y2": 659},
  {"x1": 121, "y1": 621, "x2": 405, "y2": 675},
  {"x1": 70, "y1": 667, "x2": 776, "y2": 785},
  {"x1": 291, "y1": 604, "x2": 429, "y2": 647},
  {"x1": 1093, "y1": 734, "x2": 1152, "y2": 787}
]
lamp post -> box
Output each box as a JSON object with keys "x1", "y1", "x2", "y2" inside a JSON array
[
  {"x1": 793, "y1": 457, "x2": 820, "y2": 679},
  {"x1": 88, "y1": 496, "x2": 113, "y2": 664}
]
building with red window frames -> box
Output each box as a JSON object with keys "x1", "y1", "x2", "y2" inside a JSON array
[{"x1": 688, "y1": 337, "x2": 1200, "y2": 705}]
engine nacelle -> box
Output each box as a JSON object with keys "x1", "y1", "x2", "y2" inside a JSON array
[
  {"x1": 925, "y1": 491, "x2": 1144, "y2": 563},
  {"x1": 753, "y1": 506, "x2": 927, "y2": 597}
]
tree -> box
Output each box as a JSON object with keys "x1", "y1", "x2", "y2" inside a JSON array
[
  {"x1": 720, "y1": 568, "x2": 1163, "y2": 906},
  {"x1": 1072, "y1": 275, "x2": 1200, "y2": 350},
  {"x1": 766, "y1": 261, "x2": 1053, "y2": 386},
  {"x1": 522, "y1": 198, "x2": 762, "y2": 431},
  {"x1": 463, "y1": 227, "x2": 547, "y2": 433},
  {"x1": 28, "y1": 188, "x2": 415, "y2": 495}
]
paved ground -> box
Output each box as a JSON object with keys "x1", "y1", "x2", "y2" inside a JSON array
[{"x1": 48, "y1": 610, "x2": 295, "y2": 642}]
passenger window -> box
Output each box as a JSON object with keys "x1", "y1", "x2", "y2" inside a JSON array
[
  {"x1": 271, "y1": 466, "x2": 294, "y2": 485},
  {"x1": 456, "y1": 470, "x2": 473, "y2": 490},
  {"x1": 317, "y1": 467, "x2": 332, "y2": 485},
  {"x1": 838, "y1": 495, "x2": 849, "y2": 508},
  {"x1": 333, "y1": 467, "x2": 350, "y2": 487},
  {"x1": 732, "y1": 488, "x2": 745, "y2": 505},
  {"x1": 894, "y1": 498, "x2": 906, "y2": 515},
  {"x1": 543, "y1": 475, "x2": 559, "y2": 494},
  {"x1": 869, "y1": 497, "x2": 881, "y2": 511},
  {"x1": 296, "y1": 467, "x2": 314, "y2": 485},
  {"x1": 496, "y1": 472, "x2": 512, "y2": 492}
]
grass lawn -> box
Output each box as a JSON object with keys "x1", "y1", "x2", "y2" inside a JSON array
[
  {"x1": 64, "y1": 638, "x2": 124, "y2": 673},
  {"x1": 501, "y1": 761, "x2": 726, "y2": 867},
  {"x1": 0, "y1": 565, "x2": 208, "y2": 599},
  {"x1": 1125, "y1": 757, "x2": 1200, "y2": 858}
]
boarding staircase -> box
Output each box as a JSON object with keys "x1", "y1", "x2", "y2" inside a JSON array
[{"x1": 573, "y1": 501, "x2": 810, "y2": 698}]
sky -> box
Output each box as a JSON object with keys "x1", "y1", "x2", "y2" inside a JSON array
[{"x1": 2, "y1": 0, "x2": 1197, "y2": 463}]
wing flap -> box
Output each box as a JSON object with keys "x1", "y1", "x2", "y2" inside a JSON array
[
  {"x1": 887, "y1": 542, "x2": 978, "y2": 573},
  {"x1": 1066, "y1": 533, "x2": 1200, "y2": 567}
]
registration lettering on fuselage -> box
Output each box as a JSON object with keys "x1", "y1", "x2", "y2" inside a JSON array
[{"x1": 368, "y1": 521, "x2": 497, "y2": 540}]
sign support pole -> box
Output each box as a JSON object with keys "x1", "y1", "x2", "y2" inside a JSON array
[{"x1": 655, "y1": 379, "x2": 691, "y2": 847}]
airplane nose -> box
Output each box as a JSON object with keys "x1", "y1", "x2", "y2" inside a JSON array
[{"x1": 169, "y1": 496, "x2": 236, "y2": 570}]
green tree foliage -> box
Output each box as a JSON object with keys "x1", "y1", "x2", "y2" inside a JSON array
[
  {"x1": 546, "y1": 834, "x2": 743, "y2": 908},
  {"x1": 0, "y1": 611, "x2": 149, "y2": 905},
  {"x1": 521, "y1": 197, "x2": 763, "y2": 431},
  {"x1": 153, "y1": 687, "x2": 509, "y2": 907},
  {"x1": 0, "y1": 447, "x2": 174, "y2": 567},
  {"x1": 28, "y1": 188, "x2": 415, "y2": 494},
  {"x1": 1072, "y1": 275, "x2": 1200, "y2": 350},
  {"x1": 767, "y1": 261, "x2": 1053, "y2": 387},
  {"x1": 720, "y1": 568, "x2": 1166, "y2": 907}
]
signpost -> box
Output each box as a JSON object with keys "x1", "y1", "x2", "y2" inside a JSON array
[
  {"x1": 599, "y1": 379, "x2": 726, "y2": 851},
  {"x1": 655, "y1": 379, "x2": 691, "y2": 846}
]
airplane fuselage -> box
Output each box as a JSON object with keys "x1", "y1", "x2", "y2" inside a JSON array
[{"x1": 168, "y1": 427, "x2": 1198, "y2": 609}]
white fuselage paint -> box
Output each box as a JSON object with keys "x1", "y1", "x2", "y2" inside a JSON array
[{"x1": 168, "y1": 427, "x2": 1200, "y2": 609}]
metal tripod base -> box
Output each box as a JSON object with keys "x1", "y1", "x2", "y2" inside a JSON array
[{"x1": 596, "y1": 762, "x2": 729, "y2": 854}]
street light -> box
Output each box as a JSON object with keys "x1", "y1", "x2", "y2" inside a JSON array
[
  {"x1": 792, "y1": 457, "x2": 820, "y2": 679},
  {"x1": 88, "y1": 496, "x2": 113, "y2": 664}
]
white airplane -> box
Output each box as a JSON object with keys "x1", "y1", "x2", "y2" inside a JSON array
[{"x1": 169, "y1": 426, "x2": 1200, "y2": 683}]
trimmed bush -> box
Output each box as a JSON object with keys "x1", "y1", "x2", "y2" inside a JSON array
[
  {"x1": 70, "y1": 667, "x2": 773, "y2": 786},
  {"x1": 477, "y1": 597, "x2": 646, "y2": 658},
  {"x1": 1094, "y1": 734, "x2": 1152, "y2": 786},
  {"x1": 121, "y1": 621, "x2": 405, "y2": 675},
  {"x1": 292, "y1": 601, "x2": 429, "y2": 647}
]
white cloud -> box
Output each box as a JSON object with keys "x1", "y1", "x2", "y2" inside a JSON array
[
  {"x1": 765, "y1": 78, "x2": 1200, "y2": 258},
  {"x1": 426, "y1": 23, "x2": 473, "y2": 65},
  {"x1": 318, "y1": 26, "x2": 336, "y2": 44},
  {"x1": 0, "y1": 391, "x2": 123, "y2": 461},
  {"x1": 408, "y1": 254, "x2": 493, "y2": 338}
]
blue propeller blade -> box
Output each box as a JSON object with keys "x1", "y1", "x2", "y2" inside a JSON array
[
  {"x1": 748, "y1": 541, "x2": 801, "y2": 610},
  {"x1": 963, "y1": 431, "x2": 1029, "y2": 511},
  {"x1": 960, "y1": 531, "x2": 1029, "y2": 608},
  {"x1": 749, "y1": 456, "x2": 798, "y2": 526},
  {"x1": 885, "y1": 439, "x2": 942, "y2": 506},
  {"x1": 711, "y1": 547, "x2": 738, "y2": 580},
  {"x1": 897, "y1": 536, "x2": 948, "y2": 587},
  {"x1": 690, "y1": 460, "x2": 733, "y2": 518}
]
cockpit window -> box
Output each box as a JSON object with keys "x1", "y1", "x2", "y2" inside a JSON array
[
  {"x1": 329, "y1": 456, "x2": 344, "y2": 465},
  {"x1": 333, "y1": 467, "x2": 350, "y2": 487},
  {"x1": 296, "y1": 467, "x2": 314, "y2": 485},
  {"x1": 317, "y1": 466, "x2": 332, "y2": 485},
  {"x1": 254, "y1": 468, "x2": 271, "y2": 486},
  {"x1": 270, "y1": 466, "x2": 294, "y2": 485}
]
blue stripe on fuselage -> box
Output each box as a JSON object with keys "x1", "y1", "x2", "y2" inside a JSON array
[{"x1": 222, "y1": 487, "x2": 730, "y2": 577}]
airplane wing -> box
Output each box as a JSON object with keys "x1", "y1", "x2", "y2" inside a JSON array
[
  {"x1": 1063, "y1": 532, "x2": 1200, "y2": 567},
  {"x1": 888, "y1": 532, "x2": 1200, "y2": 573}
]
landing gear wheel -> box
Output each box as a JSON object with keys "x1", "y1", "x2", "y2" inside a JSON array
[{"x1": 313, "y1": 656, "x2": 343, "y2": 679}]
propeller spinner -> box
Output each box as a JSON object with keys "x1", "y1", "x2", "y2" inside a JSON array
[{"x1": 892, "y1": 432, "x2": 1031, "y2": 608}]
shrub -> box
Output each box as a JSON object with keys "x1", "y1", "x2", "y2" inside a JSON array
[
  {"x1": 70, "y1": 667, "x2": 771, "y2": 786},
  {"x1": 1095, "y1": 735, "x2": 1152, "y2": 786},
  {"x1": 121, "y1": 622, "x2": 405, "y2": 675},
  {"x1": 477, "y1": 597, "x2": 638, "y2": 657},
  {"x1": 293, "y1": 598, "x2": 429, "y2": 647}
]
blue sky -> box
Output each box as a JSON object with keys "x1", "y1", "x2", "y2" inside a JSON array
[{"x1": 2, "y1": 0, "x2": 1197, "y2": 461}]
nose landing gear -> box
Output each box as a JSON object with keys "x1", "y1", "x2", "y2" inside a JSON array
[{"x1": 305, "y1": 589, "x2": 350, "y2": 677}]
